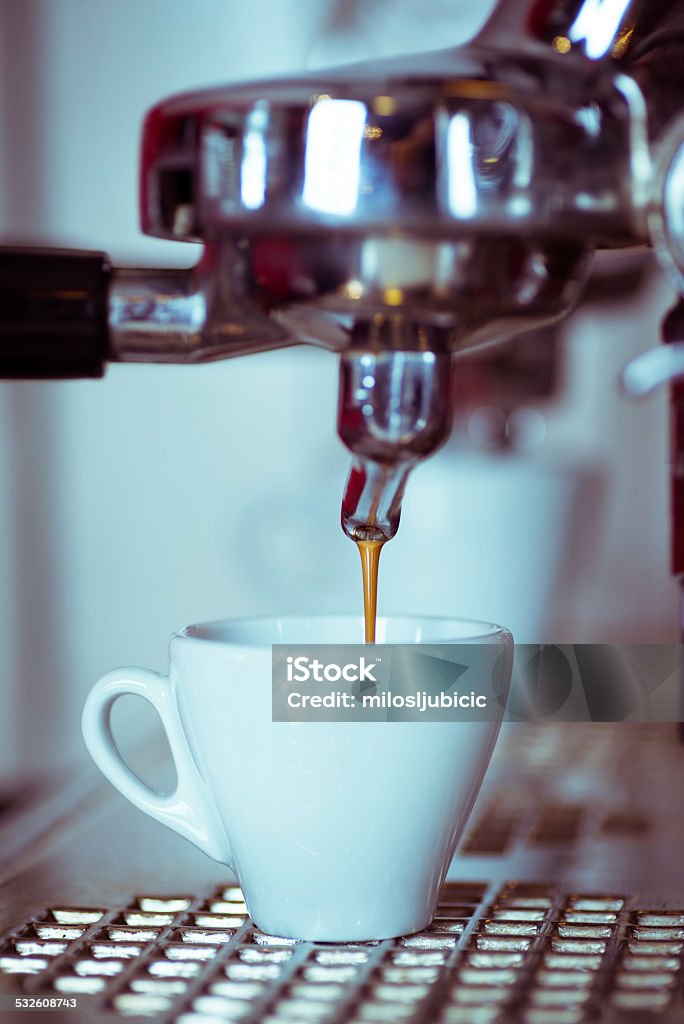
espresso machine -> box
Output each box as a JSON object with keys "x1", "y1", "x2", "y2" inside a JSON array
[
  {"x1": 2, "y1": 1, "x2": 684, "y2": 1021},
  {"x1": 2, "y1": 0, "x2": 681, "y2": 549}
]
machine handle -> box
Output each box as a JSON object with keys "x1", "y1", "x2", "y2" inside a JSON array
[
  {"x1": 0, "y1": 247, "x2": 110, "y2": 377},
  {"x1": 81, "y1": 667, "x2": 231, "y2": 864}
]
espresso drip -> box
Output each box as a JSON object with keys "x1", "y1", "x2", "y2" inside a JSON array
[{"x1": 357, "y1": 538, "x2": 384, "y2": 644}]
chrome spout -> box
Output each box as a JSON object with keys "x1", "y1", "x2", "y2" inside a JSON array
[{"x1": 338, "y1": 342, "x2": 452, "y2": 542}]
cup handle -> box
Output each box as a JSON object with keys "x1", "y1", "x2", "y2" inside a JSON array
[{"x1": 82, "y1": 667, "x2": 230, "y2": 864}]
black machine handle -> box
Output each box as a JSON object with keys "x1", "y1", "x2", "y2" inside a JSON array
[{"x1": 0, "y1": 248, "x2": 111, "y2": 378}]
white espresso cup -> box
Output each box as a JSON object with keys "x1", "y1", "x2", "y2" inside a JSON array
[{"x1": 82, "y1": 615, "x2": 512, "y2": 941}]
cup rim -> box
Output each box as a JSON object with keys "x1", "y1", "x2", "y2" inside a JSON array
[{"x1": 175, "y1": 613, "x2": 512, "y2": 647}]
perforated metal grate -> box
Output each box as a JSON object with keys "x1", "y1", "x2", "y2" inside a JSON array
[
  {"x1": 1, "y1": 725, "x2": 681, "y2": 1020},
  {"x1": 2, "y1": 881, "x2": 684, "y2": 1021}
]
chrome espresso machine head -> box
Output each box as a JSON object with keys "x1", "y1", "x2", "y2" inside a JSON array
[
  {"x1": 126, "y1": 0, "x2": 674, "y2": 540},
  {"x1": 2, "y1": 0, "x2": 683, "y2": 542}
]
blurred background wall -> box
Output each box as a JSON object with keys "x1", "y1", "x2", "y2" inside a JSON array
[{"x1": 0, "y1": 0, "x2": 677, "y2": 778}]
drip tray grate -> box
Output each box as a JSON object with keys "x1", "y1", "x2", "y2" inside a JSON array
[{"x1": 2, "y1": 881, "x2": 684, "y2": 1021}]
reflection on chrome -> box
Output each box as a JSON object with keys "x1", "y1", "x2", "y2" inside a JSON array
[
  {"x1": 447, "y1": 114, "x2": 477, "y2": 219},
  {"x1": 241, "y1": 102, "x2": 268, "y2": 211},
  {"x1": 569, "y1": 0, "x2": 633, "y2": 61},
  {"x1": 302, "y1": 98, "x2": 367, "y2": 216}
]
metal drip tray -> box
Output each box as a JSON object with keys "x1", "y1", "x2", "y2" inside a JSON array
[
  {"x1": 0, "y1": 724, "x2": 683, "y2": 1021},
  {"x1": 3, "y1": 882, "x2": 684, "y2": 1021}
]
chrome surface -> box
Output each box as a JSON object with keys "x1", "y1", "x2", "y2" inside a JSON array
[
  {"x1": 119, "y1": 0, "x2": 684, "y2": 365},
  {"x1": 131, "y1": 0, "x2": 664, "y2": 367},
  {"x1": 7, "y1": 880, "x2": 681, "y2": 1022},
  {"x1": 475, "y1": 0, "x2": 641, "y2": 61},
  {"x1": 119, "y1": 0, "x2": 683, "y2": 544},
  {"x1": 108, "y1": 243, "x2": 288, "y2": 364},
  {"x1": 128, "y1": 0, "x2": 684, "y2": 362},
  {"x1": 650, "y1": 112, "x2": 684, "y2": 293},
  {"x1": 338, "y1": 347, "x2": 452, "y2": 541},
  {"x1": 128, "y1": 0, "x2": 667, "y2": 549},
  {"x1": 270, "y1": 237, "x2": 592, "y2": 355},
  {"x1": 134, "y1": 48, "x2": 641, "y2": 358},
  {"x1": 140, "y1": 44, "x2": 649, "y2": 249}
]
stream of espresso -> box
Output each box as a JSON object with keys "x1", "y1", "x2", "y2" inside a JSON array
[{"x1": 357, "y1": 539, "x2": 385, "y2": 644}]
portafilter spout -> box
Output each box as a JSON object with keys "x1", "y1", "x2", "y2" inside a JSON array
[{"x1": 338, "y1": 324, "x2": 453, "y2": 543}]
